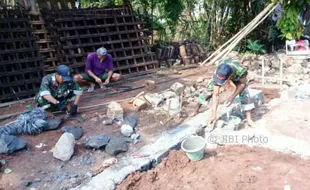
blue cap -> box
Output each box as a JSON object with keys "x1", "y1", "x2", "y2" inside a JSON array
[
  {"x1": 56, "y1": 65, "x2": 73, "y2": 82},
  {"x1": 213, "y1": 64, "x2": 232, "y2": 86},
  {"x1": 97, "y1": 47, "x2": 107, "y2": 56}
]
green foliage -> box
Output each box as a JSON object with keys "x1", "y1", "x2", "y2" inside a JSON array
[
  {"x1": 277, "y1": 0, "x2": 310, "y2": 40},
  {"x1": 246, "y1": 40, "x2": 266, "y2": 54}
]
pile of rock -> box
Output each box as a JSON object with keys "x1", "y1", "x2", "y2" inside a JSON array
[{"x1": 240, "y1": 52, "x2": 310, "y2": 86}]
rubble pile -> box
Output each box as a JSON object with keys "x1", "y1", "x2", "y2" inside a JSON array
[{"x1": 240, "y1": 52, "x2": 310, "y2": 86}]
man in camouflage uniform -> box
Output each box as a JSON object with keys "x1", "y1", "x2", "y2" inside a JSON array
[
  {"x1": 35, "y1": 65, "x2": 82, "y2": 116},
  {"x1": 193, "y1": 57, "x2": 256, "y2": 127}
]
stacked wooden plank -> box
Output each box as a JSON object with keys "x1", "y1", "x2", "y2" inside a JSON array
[
  {"x1": 0, "y1": 7, "x2": 44, "y2": 103},
  {"x1": 41, "y1": 5, "x2": 159, "y2": 75},
  {"x1": 28, "y1": 11, "x2": 61, "y2": 74}
]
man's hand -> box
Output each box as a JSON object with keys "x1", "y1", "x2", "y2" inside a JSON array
[
  {"x1": 56, "y1": 102, "x2": 67, "y2": 112},
  {"x1": 70, "y1": 104, "x2": 78, "y2": 116},
  {"x1": 104, "y1": 79, "x2": 110, "y2": 84},
  {"x1": 224, "y1": 95, "x2": 235, "y2": 107},
  {"x1": 95, "y1": 77, "x2": 102, "y2": 84}
]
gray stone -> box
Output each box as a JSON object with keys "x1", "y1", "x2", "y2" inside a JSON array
[
  {"x1": 144, "y1": 93, "x2": 164, "y2": 107},
  {"x1": 166, "y1": 98, "x2": 180, "y2": 116},
  {"x1": 105, "y1": 137, "x2": 128, "y2": 156},
  {"x1": 61, "y1": 126, "x2": 83, "y2": 140},
  {"x1": 33, "y1": 178, "x2": 41, "y2": 183},
  {"x1": 242, "y1": 60, "x2": 251, "y2": 67},
  {"x1": 170, "y1": 82, "x2": 185, "y2": 95},
  {"x1": 0, "y1": 134, "x2": 27, "y2": 154},
  {"x1": 53, "y1": 133, "x2": 75, "y2": 161},
  {"x1": 120, "y1": 125, "x2": 133, "y2": 137},
  {"x1": 161, "y1": 91, "x2": 177, "y2": 100},
  {"x1": 84, "y1": 135, "x2": 110, "y2": 149},
  {"x1": 131, "y1": 133, "x2": 140, "y2": 140},
  {"x1": 23, "y1": 180, "x2": 32, "y2": 187},
  {"x1": 80, "y1": 154, "x2": 93, "y2": 165},
  {"x1": 123, "y1": 114, "x2": 137, "y2": 128},
  {"x1": 102, "y1": 118, "x2": 113, "y2": 125},
  {"x1": 85, "y1": 172, "x2": 93, "y2": 178},
  {"x1": 45, "y1": 118, "x2": 62, "y2": 131},
  {"x1": 107, "y1": 102, "x2": 123, "y2": 121}
]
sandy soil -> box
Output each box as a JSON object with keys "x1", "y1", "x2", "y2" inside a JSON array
[{"x1": 118, "y1": 146, "x2": 310, "y2": 190}]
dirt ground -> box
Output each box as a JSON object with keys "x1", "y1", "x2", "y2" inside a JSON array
[
  {"x1": 118, "y1": 146, "x2": 310, "y2": 190},
  {"x1": 0, "y1": 65, "x2": 281, "y2": 189}
]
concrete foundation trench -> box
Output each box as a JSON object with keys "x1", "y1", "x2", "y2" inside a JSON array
[{"x1": 76, "y1": 86, "x2": 310, "y2": 190}]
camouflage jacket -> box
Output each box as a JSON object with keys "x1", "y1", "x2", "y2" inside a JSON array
[{"x1": 36, "y1": 74, "x2": 82, "y2": 100}]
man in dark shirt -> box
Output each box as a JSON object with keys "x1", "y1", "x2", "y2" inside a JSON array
[
  {"x1": 74, "y1": 47, "x2": 122, "y2": 92},
  {"x1": 36, "y1": 65, "x2": 82, "y2": 116}
]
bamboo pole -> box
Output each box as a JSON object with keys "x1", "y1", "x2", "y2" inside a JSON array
[
  {"x1": 201, "y1": 3, "x2": 277, "y2": 66},
  {"x1": 200, "y1": 3, "x2": 275, "y2": 65},
  {"x1": 210, "y1": 4, "x2": 277, "y2": 66}
]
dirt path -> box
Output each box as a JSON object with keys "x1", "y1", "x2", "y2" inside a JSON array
[{"x1": 118, "y1": 146, "x2": 310, "y2": 190}]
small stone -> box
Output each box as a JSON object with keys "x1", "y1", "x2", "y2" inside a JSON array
[
  {"x1": 102, "y1": 118, "x2": 113, "y2": 125},
  {"x1": 53, "y1": 133, "x2": 75, "y2": 161},
  {"x1": 0, "y1": 159, "x2": 6, "y2": 165},
  {"x1": 144, "y1": 80, "x2": 156, "y2": 91},
  {"x1": 105, "y1": 137, "x2": 128, "y2": 156},
  {"x1": 144, "y1": 93, "x2": 164, "y2": 107},
  {"x1": 85, "y1": 172, "x2": 93, "y2": 178},
  {"x1": 120, "y1": 125, "x2": 133, "y2": 137},
  {"x1": 23, "y1": 180, "x2": 32, "y2": 187},
  {"x1": 196, "y1": 77, "x2": 204, "y2": 83},
  {"x1": 107, "y1": 102, "x2": 123, "y2": 121},
  {"x1": 4, "y1": 168, "x2": 12, "y2": 174},
  {"x1": 33, "y1": 178, "x2": 41, "y2": 183},
  {"x1": 80, "y1": 154, "x2": 93, "y2": 165},
  {"x1": 84, "y1": 135, "x2": 110, "y2": 149},
  {"x1": 170, "y1": 82, "x2": 185, "y2": 95},
  {"x1": 131, "y1": 133, "x2": 140, "y2": 140},
  {"x1": 61, "y1": 126, "x2": 83, "y2": 140},
  {"x1": 286, "y1": 63, "x2": 303, "y2": 74},
  {"x1": 133, "y1": 139, "x2": 140, "y2": 144}
]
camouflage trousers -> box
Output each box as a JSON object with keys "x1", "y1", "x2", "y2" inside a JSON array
[{"x1": 36, "y1": 94, "x2": 76, "y2": 112}]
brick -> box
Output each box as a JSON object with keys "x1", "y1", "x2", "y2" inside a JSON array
[{"x1": 133, "y1": 98, "x2": 147, "y2": 111}]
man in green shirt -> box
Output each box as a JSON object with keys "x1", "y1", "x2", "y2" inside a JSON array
[
  {"x1": 35, "y1": 65, "x2": 83, "y2": 116},
  {"x1": 193, "y1": 58, "x2": 256, "y2": 128}
]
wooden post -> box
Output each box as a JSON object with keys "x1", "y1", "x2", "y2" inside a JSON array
[
  {"x1": 57, "y1": 2, "x2": 61, "y2": 9},
  {"x1": 280, "y1": 58, "x2": 283, "y2": 89},
  {"x1": 47, "y1": 1, "x2": 52, "y2": 10},
  {"x1": 262, "y1": 59, "x2": 265, "y2": 85}
]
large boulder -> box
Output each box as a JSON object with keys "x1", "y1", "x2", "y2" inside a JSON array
[
  {"x1": 53, "y1": 133, "x2": 75, "y2": 161},
  {"x1": 105, "y1": 137, "x2": 128, "y2": 156},
  {"x1": 84, "y1": 135, "x2": 110, "y2": 149},
  {"x1": 61, "y1": 126, "x2": 83, "y2": 140}
]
